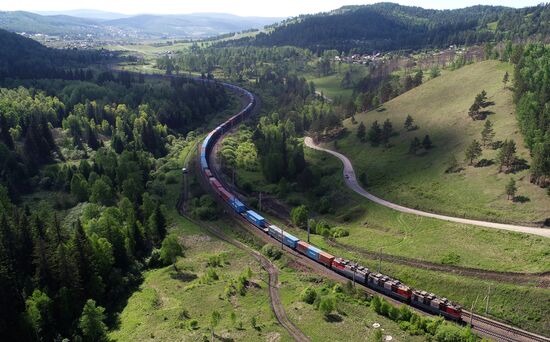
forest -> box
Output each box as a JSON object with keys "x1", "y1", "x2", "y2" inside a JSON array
[
  {"x1": 219, "y1": 3, "x2": 550, "y2": 54},
  {"x1": 513, "y1": 44, "x2": 550, "y2": 188},
  {"x1": 0, "y1": 30, "x2": 231, "y2": 341}
]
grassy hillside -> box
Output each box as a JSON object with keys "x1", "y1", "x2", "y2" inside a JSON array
[{"x1": 331, "y1": 60, "x2": 550, "y2": 224}]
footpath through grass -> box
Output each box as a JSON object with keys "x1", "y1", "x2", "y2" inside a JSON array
[{"x1": 332, "y1": 60, "x2": 550, "y2": 224}]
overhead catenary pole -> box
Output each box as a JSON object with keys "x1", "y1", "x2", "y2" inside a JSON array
[
  {"x1": 259, "y1": 192, "x2": 262, "y2": 212},
  {"x1": 470, "y1": 294, "x2": 480, "y2": 327},
  {"x1": 307, "y1": 220, "x2": 310, "y2": 243},
  {"x1": 485, "y1": 284, "x2": 491, "y2": 314}
]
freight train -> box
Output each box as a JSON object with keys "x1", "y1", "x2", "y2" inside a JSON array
[{"x1": 197, "y1": 79, "x2": 462, "y2": 322}]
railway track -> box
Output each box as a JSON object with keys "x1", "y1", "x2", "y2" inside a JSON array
[{"x1": 193, "y1": 78, "x2": 550, "y2": 342}]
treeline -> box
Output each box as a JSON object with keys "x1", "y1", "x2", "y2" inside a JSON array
[
  {"x1": 0, "y1": 28, "x2": 107, "y2": 80},
  {"x1": 512, "y1": 44, "x2": 550, "y2": 187},
  {"x1": 0, "y1": 150, "x2": 169, "y2": 340},
  {"x1": 160, "y1": 46, "x2": 311, "y2": 82},
  {"x1": 0, "y1": 77, "x2": 229, "y2": 199},
  {"x1": 221, "y1": 3, "x2": 550, "y2": 54}
]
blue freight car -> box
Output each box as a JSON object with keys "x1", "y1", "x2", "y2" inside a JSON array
[
  {"x1": 229, "y1": 197, "x2": 246, "y2": 213},
  {"x1": 268, "y1": 225, "x2": 299, "y2": 249},
  {"x1": 245, "y1": 210, "x2": 265, "y2": 227}
]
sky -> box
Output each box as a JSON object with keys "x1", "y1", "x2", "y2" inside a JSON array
[{"x1": 0, "y1": 0, "x2": 543, "y2": 17}]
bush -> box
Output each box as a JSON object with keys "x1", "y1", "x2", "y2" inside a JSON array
[
  {"x1": 319, "y1": 296, "x2": 336, "y2": 317},
  {"x1": 187, "y1": 319, "x2": 199, "y2": 330},
  {"x1": 331, "y1": 227, "x2": 349, "y2": 238},
  {"x1": 261, "y1": 244, "x2": 282, "y2": 260},
  {"x1": 301, "y1": 287, "x2": 317, "y2": 304}
]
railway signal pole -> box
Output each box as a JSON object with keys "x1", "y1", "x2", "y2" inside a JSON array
[{"x1": 259, "y1": 192, "x2": 262, "y2": 211}]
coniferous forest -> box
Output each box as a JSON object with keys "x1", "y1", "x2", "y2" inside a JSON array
[{"x1": 0, "y1": 28, "x2": 230, "y2": 340}]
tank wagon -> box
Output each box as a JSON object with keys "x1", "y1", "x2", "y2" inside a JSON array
[{"x1": 198, "y1": 79, "x2": 462, "y2": 322}]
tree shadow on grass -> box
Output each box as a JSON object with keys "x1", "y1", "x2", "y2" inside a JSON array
[
  {"x1": 170, "y1": 271, "x2": 197, "y2": 282},
  {"x1": 324, "y1": 313, "x2": 343, "y2": 322},
  {"x1": 475, "y1": 159, "x2": 494, "y2": 168},
  {"x1": 513, "y1": 195, "x2": 530, "y2": 203}
]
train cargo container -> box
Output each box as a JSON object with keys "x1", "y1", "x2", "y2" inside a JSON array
[
  {"x1": 245, "y1": 210, "x2": 265, "y2": 227},
  {"x1": 200, "y1": 156, "x2": 208, "y2": 170},
  {"x1": 218, "y1": 187, "x2": 233, "y2": 202},
  {"x1": 268, "y1": 225, "x2": 299, "y2": 249},
  {"x1": 229, "y1": 197, "x2": 246, "y2": 213},
  {"x1": 209, "y1": 177, "x2": 222, "y2": 189},
  {"x1": 297, "y1": 241, "x2": 320, "y2": 262},
  {"x1": 319, "y1": 251, "x2": 335, "y2": 267}
]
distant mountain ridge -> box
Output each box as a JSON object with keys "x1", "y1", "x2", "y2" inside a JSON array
[
  {"x1": 0, "y1": 10, "x2": 283, "y2": 39},
  {"x1": 219, "y1": 2, "x2": 550, "y2": 53}
]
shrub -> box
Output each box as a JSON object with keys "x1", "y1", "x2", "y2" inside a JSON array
[
  {"x1": 301, "y1": 287, "x2": 317, "y2": 304},
  {"x1": 261, "y1": 244, "x2": 282, "y2": 260},
  {"x1": 187, "y1": 319, "x2": 199, "y2": 330}
]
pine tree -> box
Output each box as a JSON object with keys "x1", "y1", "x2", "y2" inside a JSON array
[
  {"x1": 409, "y1": 137, "x2": 421, "y2": 154},
  {"x1": 368, "y1": 121, "x2": 382, "y2": 146},
  {"x1": 497, "y1": 140, "x2": 517, "y2": 173},
  {"x1": 422, "y1": 135, "x2": 432, "y2": 149},
  {"x1": 465, "y1": 140, "x2": 482, "y2": 165},
  {"x1": 79, "y1": 299, "x2": 108, "y2": 342},
  {"x1": 356, "y1": 121, "x2": 366, "y2": 142},
  {"x1": 505, "y1": 178, "x2": 517, "y2": 200},
  {"x1": 445, "y1": 154, "x2": 460, "y2": 173},
  {"x1": 404, "y1": 115, "x2": 415, "y2": 131},
  {"x1": 503, "y1": 72, "x2": 509, "y2": 87},
  {"x1": 0, "y1": 115, "x2": 14, "y2": 150},
  {"x1": 381, "y1": 119, "x2": 393, "y2": 144},
  {"x1": 481, "y1": 120, "x2": 495, "y2": 148}
]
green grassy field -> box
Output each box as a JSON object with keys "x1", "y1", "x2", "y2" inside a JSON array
[
  {"x1": 109, "y1": 219, "x2": 290, "y2": 342},
  {"x1": 302, "y1": 64, "x2": 369, "y2": 101},
  {"x1": 329, "y1": 60, "x2": 550, "y2": 224}
]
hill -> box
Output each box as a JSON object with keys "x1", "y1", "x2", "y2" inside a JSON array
[
  {"x1": 35, "y1": 9, "x2": 131, "y2": 21},
  {"x1": 0, "y1": 28, "x2": 103, "y2": 79},
  {"x1": 329, "y1": 60, "x2": 550, "y2": 224},
  {"x1": 220, "y1": 2, "x2": 550, "y2": 53},
  {"x1": 0, "y1": 11, "x2": 281, "y2": 40}
]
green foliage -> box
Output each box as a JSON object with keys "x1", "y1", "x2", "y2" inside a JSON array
[
  {"x1": 506, "y1": 178, "x2": 517, "y2": 200},
  {"x1": 291, "y1": 205, "x2": 309, "y2": 229},
  {"x1": 301, "y1": 287, "x2": 318, "y2": 304},
  {"x1": 79, "y1": 299, "x2": 108, "y2": 342},
  {"x1": 464, "y1": 140, "x2": 482, "y2": 165},
  {"x1": 319, "y1": 296, "x2": 336, "y2": 317},
  {"x1": 160, "y1": 235, "x2": 183, "y2": 265},
  {"x1": 261, "y1": 243, "x2": 282, "y2": 260},
  {"x1": 497, "y1": 140, "x2": 517, "y2": 173}
]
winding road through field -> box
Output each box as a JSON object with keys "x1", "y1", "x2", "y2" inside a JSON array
[{"x1": 304, "y1": 137, "x2": 550, "y2": 238}]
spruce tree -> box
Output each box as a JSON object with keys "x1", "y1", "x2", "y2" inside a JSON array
[
  {"x1": 422, "y1": 135, "x2": 432, "y2": 149},
  {"x1": 356, "y1": 121, "x2": 366, "y2": 142},
  {"x1": 465, "y1": 140, "x2": 482, "y2": 165},
  {"x1": 506, "y1": 178, "x2": 517, "y2": 200},
  {"x1": 404, "y1": 115, "x2": 415, "y2": 131},
  {"x1": 481, "y1": 120, "x2": 495, "y2": 148},
  {"x1": 368, "y1": 121, "x2": 382, "y2": 146},
  {"x1": 79, "y1": 299, "x2": 108, "y2": 342}
]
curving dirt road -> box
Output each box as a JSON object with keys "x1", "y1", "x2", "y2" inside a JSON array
[
  {"x1": 304, "y1": 137, "x2": 550, "y2": 238},
  {"x1": 180, "y1": 213, "x2": 310, "y2": 342}
]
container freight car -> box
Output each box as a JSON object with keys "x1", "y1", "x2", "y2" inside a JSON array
[
  {"x1": 229, "y1": 197, "x2": 246, "y2": 213},
  {"x1": 367, "y1": 273, "x2": 412, "y2": 301},
  {"x1": 296, "y1": 241, "x2": 333, "y2": 266},
  {"x1": 268, "y1": 225, "x2": 299, "y2": 249},
  {"x1": 245, "y1": 210, "x2": 265, "y2": 227},
  {"x1": 331, "y1": 258, "x2": 369, "y2": 283}
]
